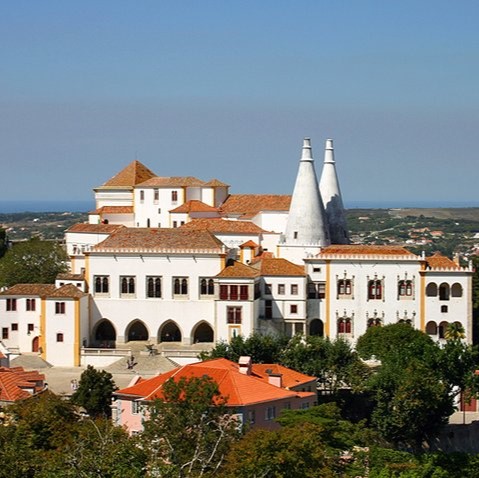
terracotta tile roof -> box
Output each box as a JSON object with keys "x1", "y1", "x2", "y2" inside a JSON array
[
  {"x1": 92, "y1": 228, "x2": 225, "y2": 253},
  {"x1": 101, "y1": 160, "x2": 157, "y2": 188},
  {"x1": 56, "y1": 273, "x2": 85, "y2": 281},
  {"x1": 0, "y1": 284, "x2": 56, "y2": 296},
  {"x1": 90, "y1": 206, "x2": 134, "y2": 215},
  {"x1": 252, "y1": 258, "x2": 306, "y2": 277},
  {"x1": 216, "y1": 260, "x2": 261, "y2": 278},
  {"x1": 249, "y1": 251, "x2": 275, "y2": 264},
  {"x1": 252, "y1": 364, "x2": 316, "y2": 389},
  {"x1": 318, "y1": 245, "x2": 416, "y2": 257},
  {"x1": 48, "y1": 284, "x2": 87, "y2": 298},
  {"x1": 170, "y1": 200, "x2": 219, "y2": 213},
  {"x1": 204, "y1": 178, "x2": 229, "y2": 187},
  {"x1": 239, "y1": 240, "x2": 258, "y2": 248},
  {"x1": 0, "y1": 367, "x2": 45, "y2": 402},
  {"x1": 67, "y1": 223, "x2": 125, "y2": 234},
  {"x1": 425, "y1": 252, "x2": 461, "y2": 270},
  {"x1": 180, "y1": 218, "x2": 266, "y2": 234},
  {"x1": 137, "y1": 176, "x2": 206, "y2": 188},
  {"x1": 220, "y1": 194, "x2": 291, "y2": 217},
  {"x1": 116, "y1": 359, "x2": 314, "y2": 407}
]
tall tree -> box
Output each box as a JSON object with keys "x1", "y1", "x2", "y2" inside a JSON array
[
  {"x1": 281, "y1": 335, "x2": 369, "y2": 394},
  {"x1": 141, "y1": 375, "x2": 240, "y2": 477},
  {"x1": 71, "y1": 365, "x2": 117, "y2": 418},
  {"x1": 0, "y1": 237, "x2": 68, "y2": 286}
]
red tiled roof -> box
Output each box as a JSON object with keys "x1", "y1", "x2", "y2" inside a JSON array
[
  {"x1": 101, "y1": 160, "x2": 157, "y2": 188},
  {"x1": 220, "y1": 194, "x2": 291, "y2": 217},
  {"x1": 116, "y1": 358, "x2": 315, "y2": 406},
  {"x1": 204, "y1": 179, "x2": 229, "y2": 187},
  {"x1": 48, "y1": 284, "x2": 87, "y2": 298},
  {"x1": 0, "y1": 367, "x2": 45, "y2": 402},
  {"x1": 0, "y1": 284, "x2": 56, "y2": 296},
  {"x1": 67, "y1": 223, "x2": 125, "y2": 234},
  {"x1": 56, "y1": 273, "x2": 85, "y2": 281},
  {"x1": 180, "y1": 218, "x2": 266, "y2": 234},
  {"x1": 216, "y1": 260, "x2": 261, "y2": 278},
  {"x1": 318, "y1": 245, "x2": 416, "y2": 257},
  {"x1": 252, "y1": 364, "x2": 316, "y2": 389},
  {"x1": 239, "y1": 240, "x2": 258, "y2": 248},
  {"x1": 92, "y1": 227, "x2": 225, "y2": 253},
  {"x1": 137, "y1": 176, "x2": 206, "y2": 188},
  {"x1": 170, "y1": 200, "x2": 219, "y2": 213},
  {"x1": 90, "y1": 206, "x2": 134, "y2": 215},
  {"x1": 425, "y1": 252, "x2": 461, "y2": 270},
  {"x1": 252, "y1": 258, "x2": 306, "y2": 277}
]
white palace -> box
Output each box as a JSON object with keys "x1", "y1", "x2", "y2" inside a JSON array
[{"x1": 0, "y1": 139, "x2": 473, "y2": 367}]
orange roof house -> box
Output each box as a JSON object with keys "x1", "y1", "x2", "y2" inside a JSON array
[
  {"x1": 113, "y1": 358, "x2": 316, "y2": 433},
  {"x1": 0, "y1": 366, "x2": 46, "y2": 404}
]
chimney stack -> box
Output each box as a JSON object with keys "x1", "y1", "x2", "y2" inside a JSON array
[{"x1": 238, "y1": 356, "x2": 252, "y2": 375}]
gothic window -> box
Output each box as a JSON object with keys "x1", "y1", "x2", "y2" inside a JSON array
[
  {"x1": 367, "y1": 318, "x2": 382, "y2": 328},
  {"x1": 120, "y1": 276, "x2": 135, "y2": 295},
  {"x1": 146, "y1": 277, "x2": 162, "y2": 298},
  {"x1": 368, "y1": 280, "x2": 382, "y2": 300},
  {"x1": 200, "y1": 278, "x2": 215, "y2": 296},
  {"x1": 337, "y1": 318, "x2": 352, "y2": 334},
  {"x1": 398, "y1": 280, "x2": 413, "y2": 298},
  {"x1": 173, "y1": 277, "x2": 188, "y2": 296},
  {"x1": 337, "y1": 279, "x2": 352, "y2": 297},
  {"x1": 171, "y1": 190, "x2": 178, "y2": 203},
  {"x1": 94, "y1": 276, "x2": 109, "y2": 294}
]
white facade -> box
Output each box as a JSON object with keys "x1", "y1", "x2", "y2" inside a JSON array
[{"x1": 0, "y1": 137, "x2": 474, "y2": 367}]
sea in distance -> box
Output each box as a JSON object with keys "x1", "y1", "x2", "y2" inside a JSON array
[{"x1": 1, "y1": 199, "x2": 479, "y2": 214}]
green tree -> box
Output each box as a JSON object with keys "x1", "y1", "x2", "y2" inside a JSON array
[
  {"x1": 38, "y1": 419, "x2": 147, "y2": 478},
  {"x1": 141, "y1": 375, "x2": 240, "y2": 477},
  {"x1": 71, "y1": 365, "x2": 117, "y2": 418},
  {"x1": 0, "y1": 237, "x2": 68, "y2": 286},
  {"x1": 0, "y1": 228, "x2": 6, "y2": 258},
  {"x1": 281, "y1": 335, "x2": 369, "y2": 394},
  {"x1": 357, "y1": 324, "x2": 479, "y2": 450},
  {"x1": 444, "y1": 322, "x2": 466, "y2": 342},
  {"x1": 199, "y1": 333, "x2": 290, "y2": 363}
]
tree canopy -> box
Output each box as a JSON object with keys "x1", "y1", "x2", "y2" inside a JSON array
[
  {"x1": 142, "y1": 375, "x2": 240, "y2": 477},
  {"x1": 0, "y1": 238, "x2": 68, "y2": 286},
  {"x1": 71, "y1": 365, "x2": 117, "y2": 418}
]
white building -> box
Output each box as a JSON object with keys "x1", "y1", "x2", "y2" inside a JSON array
[{"x1": 0, "y1": 138, "x2": 473, "y2": 366}]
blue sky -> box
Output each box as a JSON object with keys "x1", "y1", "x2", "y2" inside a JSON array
[{"x1": 1, "y1": 1, "x2": 478, "y2": 207}]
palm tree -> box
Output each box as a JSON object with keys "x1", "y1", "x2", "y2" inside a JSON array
[{"x1": 444, "y1": 322, "x2": 465, "y2": 341}]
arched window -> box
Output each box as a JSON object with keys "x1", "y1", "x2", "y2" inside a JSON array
[
  {"x1": 451, "y1": 283, "x2": 463, "y2": 298},
  {"x1": 367, "y1": 318, "x2": 382, "y2": 328},
  {"x1": 147, "y1": 277, "x2": 162, "y2": 298},
  {"x1": 309, "y1": 319, "x2": 324, "y2": 337},
  {"x1": 426, "y1": 321, "x2": 437, "y2": 335},
  {"x1": 439, "y1": 283, "x2": 450, "y2": 301},
  {"x1": 121, "y1": 276, "x2": 135, "y2": 295},
  {"x1": 173, "y1": 277, "x2": 188, "y2": 296},
  {"x1": 94, "y1": 276, "x2": 109, "y2": 294},
  {"x1": 426, "y1": 282, "x2": 438, "y2": 297},
  {"x1": 368, "y1": 280, "x2": 382, "y2": 300}
]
